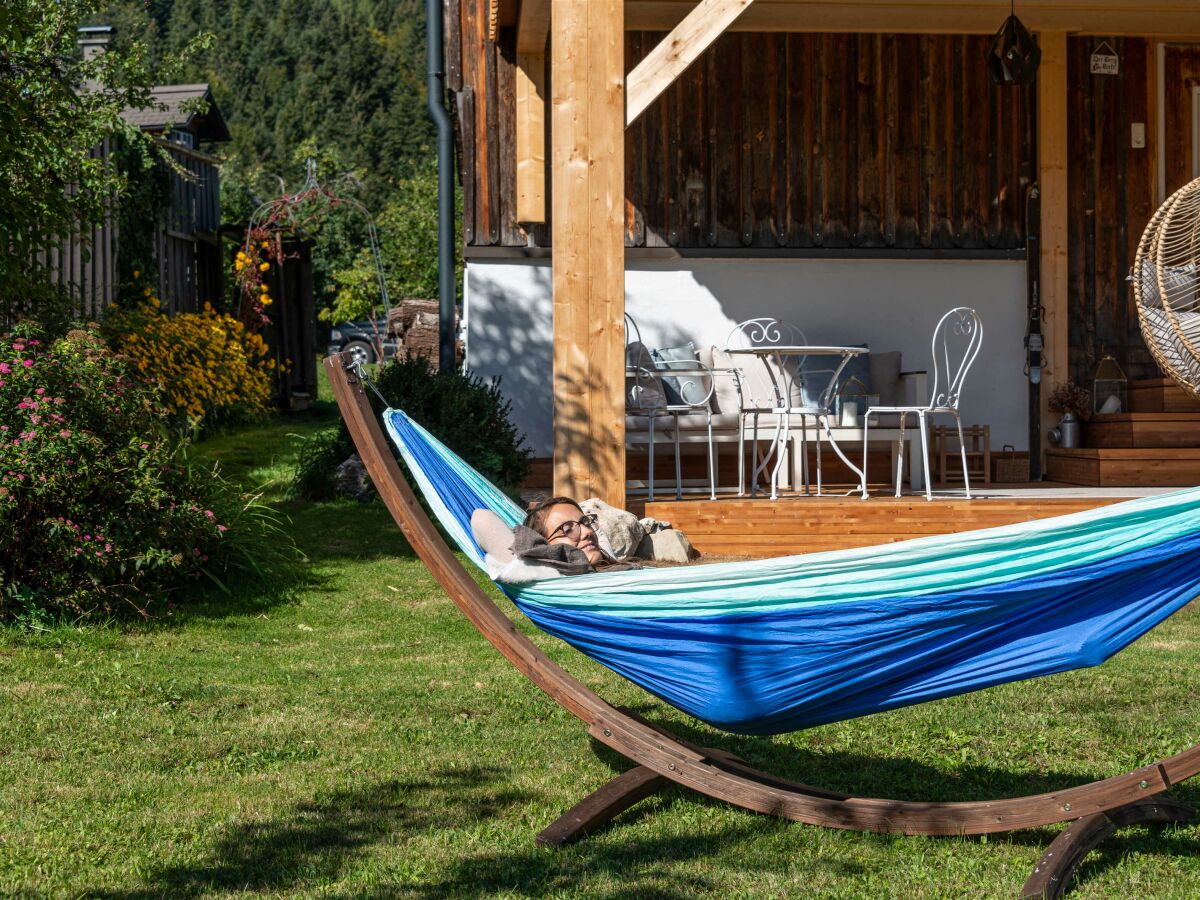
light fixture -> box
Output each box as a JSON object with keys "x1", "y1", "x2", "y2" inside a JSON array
[{"x1": 987, "y1": 1, "x2": 1041, "y2": 85}]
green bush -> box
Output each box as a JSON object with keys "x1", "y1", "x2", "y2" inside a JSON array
[
  {"x1": 294, "y1": 356, "x2": 529, "y2": 500},
  {"x1": 0, "y1": 324, "x2": 288, "y2": 620}
]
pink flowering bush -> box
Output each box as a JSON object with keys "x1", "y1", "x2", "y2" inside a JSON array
[{"x1": 0, "y1": 324, "x2": 242, "y2": 618}]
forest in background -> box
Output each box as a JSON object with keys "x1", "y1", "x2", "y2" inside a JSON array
[{"x1": 97, "y1": 0, "x2": 451, "y2": 314}]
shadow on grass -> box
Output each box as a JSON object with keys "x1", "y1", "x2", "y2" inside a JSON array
[
  {"x1": 89, "y1": 763, "x2": 860, "y2": 900},
  {"x1": 92, "y1": 767, "x2": 535, "y2": 899}
]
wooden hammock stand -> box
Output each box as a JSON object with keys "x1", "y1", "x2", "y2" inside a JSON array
[{"x1": 327, "y1": 353, "x2": 1199, "y2": 898}]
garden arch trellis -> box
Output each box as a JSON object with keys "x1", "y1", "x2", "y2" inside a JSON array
[{"x1": 235, "y1": 158, "x2": 391, "y2": 358}]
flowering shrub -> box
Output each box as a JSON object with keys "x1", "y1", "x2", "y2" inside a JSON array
[
  {"x1": 0, "y1": 325, "x2": 242, "y2": 618},
  {"x1": 105, "y1": 292, "x2": 275, "y2": 426}
]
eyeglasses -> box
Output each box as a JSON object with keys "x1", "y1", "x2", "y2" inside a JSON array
[{"x1": 546, "y1": 513, "x2": 598, "y2": 542}]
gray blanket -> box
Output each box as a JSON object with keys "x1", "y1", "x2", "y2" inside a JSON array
[{"x1": 511, "y1": 525, "x2": 640, "y2": 575}]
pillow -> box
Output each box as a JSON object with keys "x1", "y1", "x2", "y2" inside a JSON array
[
  {"x1": 1136, "y1": 261, "x2": 1197, "y2": 311},
  {"x1": 626, "y1": 341, "x2": 666, "y2": 410},
  {"x1": 868, "y1": 350, "x2": 903, "y2": 406},
  {"x1": 652, "y1": 343, "x2": 710, "y2": 408},
  {"x1": 799, "y1": 344, "x2": 869, "y2": 409},
  {"x1": 699, "y1": 346, "x2": 745, "y2": 415}
]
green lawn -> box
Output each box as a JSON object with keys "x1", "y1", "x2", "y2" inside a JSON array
[{"x1": 3, "y1": 392, "x2": 1200, "y2": 898}]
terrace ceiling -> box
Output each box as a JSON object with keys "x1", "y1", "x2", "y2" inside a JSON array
[{"x1": 497, "y1": 1, "x2": 1200, "y2": 39}]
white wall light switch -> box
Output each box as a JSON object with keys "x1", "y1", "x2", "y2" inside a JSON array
[{"x1": 1131, "y1": 123, "x2": 1146, "y2": 148}]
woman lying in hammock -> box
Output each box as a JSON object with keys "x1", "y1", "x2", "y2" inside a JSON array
[{"x1": 518, "y1": 497, "x2": 639, "y2": 574}]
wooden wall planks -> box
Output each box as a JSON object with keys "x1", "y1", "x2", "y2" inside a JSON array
[
  {"x1": 453, "y1": 18, "x2": 1034, "y2": 252},
  {"x1": 1066, "y1": 37, "x2": 1157, "y2": 386}
]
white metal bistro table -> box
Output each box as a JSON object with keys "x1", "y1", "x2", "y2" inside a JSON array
[{"x1": 724, "y1": 345, "x2": 867, "y2": 499}]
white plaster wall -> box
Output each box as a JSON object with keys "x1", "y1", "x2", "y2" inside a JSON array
[{"x1": 464, "y1": 258, "x2": 1028, "y2": 457}]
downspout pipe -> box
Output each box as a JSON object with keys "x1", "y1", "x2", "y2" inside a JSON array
[{"x1": 427, "y1": 0, "x2": 456, "y2": 372}]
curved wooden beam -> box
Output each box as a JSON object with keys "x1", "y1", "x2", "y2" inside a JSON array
[
  {"x1": 1021, "y1": 796, "x2": 1195, "y2": 900},
  {"x1": 325, "y1": 353, "x2": 1200, "y2": 840}
]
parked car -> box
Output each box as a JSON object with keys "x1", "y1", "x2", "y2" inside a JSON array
[{"x1": 326, "y1": 318, "x2": 398, "y2": 365}]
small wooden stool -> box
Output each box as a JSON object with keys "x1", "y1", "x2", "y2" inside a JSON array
[{"x1": 932, "y1": 424, "x2": 991, "y2": 486}]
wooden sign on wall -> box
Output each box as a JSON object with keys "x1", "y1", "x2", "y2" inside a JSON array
[{"x1": 1090, "y1": 41, "x2": 1119, "y2": 75}]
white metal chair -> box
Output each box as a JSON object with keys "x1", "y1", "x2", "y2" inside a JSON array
[
  {"x1": 625, "y1": 314, "x2": 727, "y2": 500},
  {"x1": 861, "y1": 307, "x2": 983, "y2": 501},
  {"x1": 724, "y1": 318, "x2": 834, "y2": 497}
]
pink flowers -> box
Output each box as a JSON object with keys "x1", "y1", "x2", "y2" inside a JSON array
[{"x1": 22, "y1": 360, "x2": 33, "y2": 368}]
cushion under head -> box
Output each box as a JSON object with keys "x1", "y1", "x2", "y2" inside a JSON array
[{"x1": 471, "y1": 508, "x2": 515, "y2": 565}]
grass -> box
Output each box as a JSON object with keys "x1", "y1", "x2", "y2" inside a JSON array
[{"x1": 2, "y1": 379, "x2": 1199, "y2": 897}]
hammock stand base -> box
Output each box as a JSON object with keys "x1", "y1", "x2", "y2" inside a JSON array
[{"x1": 326, "y1": 354, "x2": 1200, "y2": 897}]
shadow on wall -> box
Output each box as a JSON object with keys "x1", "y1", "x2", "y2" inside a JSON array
[
  {"x1": 464, "y1": 257, "x2": 1028, "y2": 456},
  {"x1": 466, "y1": 262, "x2": 651, "y2": 481}
]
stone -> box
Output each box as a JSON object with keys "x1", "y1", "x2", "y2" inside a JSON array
[
  {"x1": 335, "y1": 454, "x2": 374, "y2": 502},
  {"x1": 639, "y1": 516, "x2": 671, "y2": 534},
  {"x1": 579, "y1": 497, "x2": 645, "y2": 560},
  {"x1": 645, "y1": 529, "x2": 699, "y2": 564}
]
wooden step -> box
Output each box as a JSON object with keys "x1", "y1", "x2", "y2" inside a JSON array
[
  {"x1": 639, "y1": 495, "x2": 1124, "y2": 557},
  {"x1": 1046, "y1": 447, "x2": 1200, "y2": 487},
  {"x1": 1084, "y1": 412, "x2": 1200, "y2": 448},
  {"x1": 1129, "y1": 378, "x2": 1200, "y2": 413}
]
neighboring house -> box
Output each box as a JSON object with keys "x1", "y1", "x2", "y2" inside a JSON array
[
  {"x1": 448, "y1": 0, "x2": 1200, "y2": 502},
  {"x1": 121, "y1": 82, "x2": 231, "y2": 314},
  {"x1": 45, "y1": 27, "x2": 230, "y2": 317}
]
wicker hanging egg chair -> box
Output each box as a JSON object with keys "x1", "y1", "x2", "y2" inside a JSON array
[{"x1": 1134, "y1": 177, "x2": 1200, "y2": 397}]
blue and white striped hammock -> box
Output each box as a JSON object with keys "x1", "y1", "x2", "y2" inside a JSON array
[{"x1": 385, "y1": 408, "x2": 1200, "y2": 736}]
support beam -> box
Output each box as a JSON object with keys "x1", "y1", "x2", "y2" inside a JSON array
[
  {"x1": 516, "y1": 53, "x2": 546, "y2": 222},
  {"x1": 516, "y1": 0, "x2": 549, "y2": 54},
  {"x1": 551, "y1": 0, "x2": 626, "y2": 505},
  {"x1": 626, "y1": 0, "x2": 755, "y2": 127},
  {"x1": 1037, "y1": 31, "x2": 1069, "y2": 460}
]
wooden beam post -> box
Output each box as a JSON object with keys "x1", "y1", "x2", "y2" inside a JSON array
[
  {"x1": 516, "y1": 53, "x2": 546, "y2": 222},
  {"x1": 625, "y1": 0, "x2": 755, "y2": 127},
  {"x1": 516, "y1": 1, "x2": 550, "y2": 223},
  {"x1": 1037, "y1": 31, "x2": 1069, "y2": 460},
  {"x1": 551, "y1": 0, "x2": 626, "y2": 506}
]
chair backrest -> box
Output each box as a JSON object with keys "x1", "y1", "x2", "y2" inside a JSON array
[
  {"x1": 724, "y1": 317, "x2": 808, "y2": 351},
  {"x1": 625, "y1": 312, "x2": 643, "y2": 349},
  {"x1": 927, "y1": 307, "x2": 983, "y2": 410},
  {"x1": 723, "y1": 318, "x2": 810, "y2": 409}
]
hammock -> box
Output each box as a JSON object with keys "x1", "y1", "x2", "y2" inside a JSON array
[{"x1": 385, "y1": 407, "x2": 1200, "y2": 736}]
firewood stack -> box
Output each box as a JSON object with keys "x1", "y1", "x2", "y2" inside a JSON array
[{"x1": 386, "y1": 299, "x2": 462, "y2": 369}]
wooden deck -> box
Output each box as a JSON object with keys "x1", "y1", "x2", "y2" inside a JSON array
[{"x1": 631, "y1": 485, "x2": 1168, "y2": 558}]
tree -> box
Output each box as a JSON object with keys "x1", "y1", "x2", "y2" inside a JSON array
[{"x1": 0, "y1": 0, "x2": 207, "y2": 324}]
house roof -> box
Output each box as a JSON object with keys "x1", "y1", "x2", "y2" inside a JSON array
[{"x1": 122, "y1": 84, "x2": 231, "y2": 143}]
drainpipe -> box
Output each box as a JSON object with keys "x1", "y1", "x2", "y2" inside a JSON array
[{"x1": 426, "y1": 0, "x2": 456, "y2": 373}]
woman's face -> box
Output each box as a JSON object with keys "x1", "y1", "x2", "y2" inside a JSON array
[{"x1": 541, "y1": 503, "x2": 602, "y2": 565}]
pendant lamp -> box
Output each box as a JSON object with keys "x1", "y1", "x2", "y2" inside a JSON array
[{"x1": 987, "y1": 2, "x2": 1041, "y2": 84}]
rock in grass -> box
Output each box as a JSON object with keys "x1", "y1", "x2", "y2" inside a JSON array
[
  {"x1": 579, "y1": 497, "x2": 645, "y2": 560},
  {"x1": 335, "y1": 454, "x2": 374, "y2": 502}
]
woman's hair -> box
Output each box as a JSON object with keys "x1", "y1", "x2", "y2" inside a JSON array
[{"x1": 523, "y1": 496, "x2": 582, "y2": 537}]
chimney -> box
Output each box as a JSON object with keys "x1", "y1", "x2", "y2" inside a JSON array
[{"x1": 77, "y1": 25, "x2": 114, "y2": 62}]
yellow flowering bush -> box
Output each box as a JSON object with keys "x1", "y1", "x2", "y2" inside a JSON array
[{"x1": 106, "y1": 297, "x2": 275, "y2": 425}]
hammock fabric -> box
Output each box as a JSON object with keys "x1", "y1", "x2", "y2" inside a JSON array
[{"x1": 386, "y1": 408, "x2": 1200, "y2": 736}]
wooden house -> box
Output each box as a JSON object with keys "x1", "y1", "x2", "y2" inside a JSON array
[
  {"x1": 450, "y1": 1, "x2": 1200, "y2": 508},
  {"x1": 45, "y1": 28, "x2": 230, "y2": 316}
]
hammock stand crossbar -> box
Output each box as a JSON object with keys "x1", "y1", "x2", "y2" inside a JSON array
[{"x1": 326, "y1": 354, "x2": 1199, "y2": 898}]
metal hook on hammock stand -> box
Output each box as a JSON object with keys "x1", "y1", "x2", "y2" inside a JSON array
[{"x1": 348, "y1": 358, "x2": 391, "y2": 409}]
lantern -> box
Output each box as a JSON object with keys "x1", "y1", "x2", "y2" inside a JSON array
[
  {"x1": 1093, "y1": 355, "x2": 1127, "y2": 415},
  {"x1": 836, "y1": 376, "x2": 873, "y2": 427},
  {"x1": 987, "y1": 5, "x2": 1041, "y2": 85}
]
